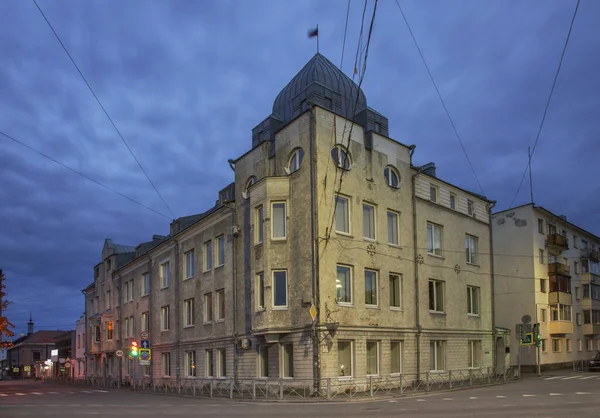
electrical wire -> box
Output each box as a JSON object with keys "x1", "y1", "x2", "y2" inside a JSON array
[
  {"x1": 340, "y1": 0, "x2": 352, "y2": 71},
  {"x1": 32, "y1": 0, "x2": 176, "y2": 220},
  {"x1": 508, "y1": 0, "x2": 581, "y2": 208},
  {"x1": 394, "y1": 0, "x2": 485, "y2": 196},
  {"x1": 0, "y1": 130, "x2": 171, "y2": 220}
]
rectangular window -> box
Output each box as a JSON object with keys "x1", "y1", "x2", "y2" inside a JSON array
[
  {"x1": 185, "y1": 351, "x2": 196, "y2": 377},
  {"x1": 467, "y1": 286, "x2": 480, "y2": 315},
  {"x1": 467, "y1": 200, "x2": 474, "y2": 216},
  {"x1": 217, "y1": 235, "x2": 225, "y2": 267},
  {"x1": 106, "y1": 322, "x2": 113, "y2": 340},
  {"x1": 541, "y1": 339, "x2": 547, "y2": 353},
  {"x1": 141, "y1": 312, "x2": 149, "y2": 332},
  {"x1": 336, "y1": 265, "x2": 352, "y2": 304},
  {"x1": 123, "y1": 319, "x2": 129, "y2": 339},
  {"x1": 124, "y1": 282, "x2": 129, "y2": 303},
  {"x1": 129, "y1": 279, "x2": 134, "y2": 301},
  {"x1": 256, "y1": 272, "x2": 265, "y2": 310},
  {"x1": 468, "y1": 341, "x2": 481, "y2": 368},
  {"x1": 273, "y1": 270, "x2": 288, "y2": 308},
  {"x1": 204, "y1": 241, "x2": 213, "y2": 271},
  {"x1": 390, "y1": 341, "x2": 403, "y2": 374},
  {"x1": 387, "y1": 210, "x2": 399, "y2": 245},
  {"x1": 256, "y1": 205, "x2": 264, "y2": 244},
  {"x1": 258, "y1": 346, "x2": 269, "y2": 378},
  {"x1": 216, "y1": 289, "x2": 225, "y2": 321},
  {"x1": 205, "y1": 350, "x2": 214, "y2": 377},
  {"x1": 338, "y1": 341, "x2": 353, "y2": 377},
  {"x1": 449, "y1": 194, "x2": 456, "y2": 210},
  {"x1": 574, "y1": 261, "x2": 579, "y2": 274},
  {"x1": 204, "y1": 293, "x2": 213, "y2": 323},
  {"x1": 94, "y1": 325, "x2": 100, "y2": 342},
  {"x1": 217, "y1": 349, "x2": 227, "y2": 377},
  {"x1": 427, "y1": 222, "x2": 443, "y2": 256},
  {"x1": 573, "y1": 235, "x2": 578, "y2": 248},
  {"x1": 185, "y1": 250, "x2": 195, "y2": 279},
  {"x1": 539, "y1": 249, "x2": 544, "y2": 264},
  {"x1": 142, "y1": 273, "x2": 150, "y2": 295},
  {"x1": 540, "y1": 278, "x2": 547, "y2": 293},
  {"x1": 366, "y1": 341, "x2": 379, "y2": 376},
  {"x1": 566, "y1": 339, "x2": 572, "y2": 352},
  {"x1": 538, "y1": 218, "x2": 544, "y2": 234},
  {"x1": 429, "y1": 184, "x2": 437, "y2": 202},
  {"x1": 586, "y1": 339, "x2": 593, "y2": 351},
  {"x1": 389, "y1": 274, "x2": 402, "y2": 309},
  {"x1": 129, "y1": 316, "x2": 134, "y2": 337},
  {"x1": 272, "y1": 202, "x2": 287, "y2": 239},
  {"x1": 334, "y1": 195, "x2": 350, "y2": 234},
  {"x1": 161, "y1": 352, "x2": 171, "y2": 377},
  {"x1": 184, "y1": 298, "x2": 195, "y2": 327},
  {"x1": 465, "y1": 235, "x2": 478, "y2": 264},
  {"x1": 161, "y1": 261, "x2": 170, "y2": 288},
  {"x1": 576, "y1": 312, "x2": 581, "y2": 325},
  {"x1": 364, "y1": 269, "x2": 378, "y2": 306},
  {"x1": 280, "y1": 343, "x2": 294, "y2": 378},
  {"x1": 552, "y1": 339, "x2": 562, "y2": 353},
  {"x1": 430, "y1": 341, "x2": 446, "y2": 371},
  {"x1": 106, "y1": 290, "x2": 111, "y2": 310},
  {"x1": 429, "y1": 280, "x2": 444, "y2": 312},
  {"x1": 363, "y1": 203, "x2": 376, "y2": 240},
  {"x1": 541, "y1": 309, "x2": 547, "y2": 322},
  {"x1": 161, "y1": 306, "x2": 170, "y2": 331}
]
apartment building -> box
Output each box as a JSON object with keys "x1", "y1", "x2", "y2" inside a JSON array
[
  {"x1": 82, "y1": 53, "x2": 498, "y2": 382},
  {"x1": 492, "y1": 203, "x2": 600, "y2": 368},
  {"x1": 75, "y1": 314, "x2": 85, "y2": 378}
]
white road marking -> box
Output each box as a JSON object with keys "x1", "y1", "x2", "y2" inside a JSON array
[
  {"x1": 31, "y1": 392, "x2": 42, "y2": 395},
  {"x1": 388, "y1": 400, "x2": 397, "y2": 403},
  {"x1": 469, "y1": 397, "x2": 478, "y2": 400},
  {"x1": 496, "y1": 395, "x2": 506, "y2": 398},
  {"x1": 544, "y1": 376, "x2": 561, "y2": 380},
  {"x1": 576, "y1": 392, "x2": 591, "y2": 395},
  {"x1": 82, "y1": 390, "x2": 93, "y2": 394},
  {"x1": 0, "y1": 394, "x2": 8, "y2": 397},
  {"x1": 442, "y1": 398, "x2": 453, "y2": 401},
  {"x1": 416, "y1": 399, "x2": 426, "y2": 402},
  {"x1": 562, "y1": 376, "x2": 582, "y2": 380},
  {"x1": 549, "y1": 393, "x2": 563, "y2": 396},
  {"x1": 15, "y1": 393, "x2": 26, "y2": 396},
  {"x1": 94, "y1": 390, "x2": 108, "y2": 393},
  {"x1": 523, "y1": 394, "x2": 536, "y2": 397}
]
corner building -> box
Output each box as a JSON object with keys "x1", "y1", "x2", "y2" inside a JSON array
[{"x1": 82, "y1": 53, "x2": 497, "y2": 384}]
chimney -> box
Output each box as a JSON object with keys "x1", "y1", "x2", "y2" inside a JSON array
[
  {"x1": 559, "y1": 215, "x2": 567, "y2": 221},
  {"x1": 27, "y1": 312, "x2": 34, "y2": 336},
  {"x1": 421, "y1": 162, "x2": 436, "y2": 177}
]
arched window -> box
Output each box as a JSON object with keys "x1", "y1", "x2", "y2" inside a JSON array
[
  {"x1": 331, "y1": 145, "x2": 351, "y2": 170},
  {"x1": 384, "y1": 166, "x2": 400, "y2": 189},
  {"x1": 245, "y1": 176, "x2": 257, "y2": 193},
  {"x1": 288, "y1": 148, "x2": 305, "y2": 174}
]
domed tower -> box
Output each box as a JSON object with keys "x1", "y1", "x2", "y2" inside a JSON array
[{"x1": 252, "y1": 53, "x2": 389, "y2": 148}]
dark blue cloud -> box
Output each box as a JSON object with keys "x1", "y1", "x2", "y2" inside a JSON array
[{"x1": 1, "y1": 0, "x2": 598, "y2": 333}]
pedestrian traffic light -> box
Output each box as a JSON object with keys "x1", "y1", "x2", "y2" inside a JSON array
[
  {"x1": 130, "y1": 341, "x2": 139, "y2": 357},
  {"x1": 533, "y1": 323, "x2": 542, "y2": 347}
]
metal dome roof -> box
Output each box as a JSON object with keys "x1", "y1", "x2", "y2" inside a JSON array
[{"x1": 272, "y1": 53, "x2": 367, "y2": 124}]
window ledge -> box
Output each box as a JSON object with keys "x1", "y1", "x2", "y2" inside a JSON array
[
  {"x1": 272, "y1": 307, "x2": 289, "y2": 311},
  {"x1": 216, "y1": 319, "x2": 225, "y2": 323},
  {"x1": 390, "y1": 307, "x2": 403, "y2": 312},
  {"x1": 183, "y1": 276, "x2": 194, "y2": 281},
  {"x1": 255, "y1": 308, "x2": 266, "y2": 313},
  {"x1": 429, "y1": 310, "x2": 446, "y2": 315},
  {"x1": 365, "y1": 305, "x2": 380, "y2": 310},
  {"x1": 203, "y1": 322, "x2": 213, "y2": 326},
  {"x1": 364, "y1": 238, "x2": 376, "y2": 243},
  {"x1": 467, "y1": 313, "x2": 481, "y2": 318},
  {"x1": 335, "y1": 231, "x2": 353, "y2": 238},
  {"x1": 183, "y1": 325, "x2": 195, "y2": 329},
  {"x1": 388, "y1": 243, "x2": 403, "y2": 249},
  {"x1": 216, "y1": 264, "x2": 225, "y2": 269},
  {"x1": 203, "y1": 269, "x2": 212, "y2": 274},
  {"x1": 427, "y1": 253, "x2": 445, "y2": 260},
  {"x1": 141, "y1": 294, "x2": 149, "y2": 298},
  {"x1": 466, "y1": 262, "x2": 480, "y2": 267},
  {"x1": 337, "y1": 376, "x2": 354, "y2": 381},
  {"x1": 160, "y1": 286, "x2": 169, "y2": 291},
  {"x1": 336, "y1": 302, "x2": 354, "y2": 307}
]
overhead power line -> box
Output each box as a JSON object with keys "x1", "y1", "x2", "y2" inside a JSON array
[
  {"x1": 508, "y1": 0, "x2": 581, "y2": 208},
  {"x1": 340, "y1": 0, "x2": 352, "y2": 71},
  {"x1": 394, "y1": 0, "x2": 485, "y2": 196},
  {"x1": 32, "y1": 0, "x2": 176, "y2": 219},
  {"x1": 0, "y1": 130, "x2": 171, "y2": 220}
]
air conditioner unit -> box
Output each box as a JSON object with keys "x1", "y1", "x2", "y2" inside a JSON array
[
  {"x1": 237, "y1": 338, "x2": 252, "y2": 350},
  {"x1": 231, "y1": 225, "x2": 240, "y2": 236}
]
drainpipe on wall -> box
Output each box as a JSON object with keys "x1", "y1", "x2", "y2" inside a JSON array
[
  {"x1": 411, "y1": 156, "x2": 425, "y2": 377},
  {"x1": 308, "y1": 103, "x2": 320, "y2": 386},
  {"x1": 223, "y1": 202, "x2": 238, "y2": 380},
  {"x1": 488, "y1": 200, "x2": 497, "y2": 370},
  {"x1": 174, "y1": 241, "x2": 181, "y2": 381}
]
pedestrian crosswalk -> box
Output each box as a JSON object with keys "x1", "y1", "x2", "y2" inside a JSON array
[
  {"x1": 544, "y1": 375, "x2": 600, "y2": 381},
  {"x1": 0, "y1": 389, "x2": 109, "y2": 398}
]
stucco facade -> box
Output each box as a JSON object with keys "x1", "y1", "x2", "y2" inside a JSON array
[{"x1": 492, "y1": 203, "x2": 600, "y2": 368}]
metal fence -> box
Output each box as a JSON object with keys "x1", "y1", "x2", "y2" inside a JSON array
[{"x1": 48, "y1": 367, "x2": 518, "y2": 401}]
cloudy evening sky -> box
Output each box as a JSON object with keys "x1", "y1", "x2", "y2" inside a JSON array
[{"x1": 1, "y1": 0, "x2": 598, "y2": 335}]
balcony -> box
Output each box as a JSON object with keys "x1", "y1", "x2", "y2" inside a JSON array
[
  {"x1": 546, "y1": 233, "x2": 568, "y2": 253},
  {"x1": 548, "y1": 321, "x2": 573, "y2": 335},
  {"x1": 89, "y1": 340, "x2": 101, "y2": 355},
  {"x1": 580, "y1": 298, "x2": 600, "y2": 310},
  {"x1": 582, "y1": 249, "x2": 600, "y2": 262},
  {"x1": 580, "y1": 272, "x2": 599, "y2": 285},
  {"x1": 548, "y1": 291, "x2": 572, "y2": 305},
  {"x1": 548, "y1": 262, "x2": 571, "y2": 277},
  {"x1": 582, "y1": 323, "x2": 600, "y2": 335}
]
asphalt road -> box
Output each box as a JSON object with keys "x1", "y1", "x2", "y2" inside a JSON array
[{"x1": 0, "y1": 372, "x2": 599, "y2": 417}]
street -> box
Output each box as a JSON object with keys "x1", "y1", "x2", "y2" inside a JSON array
[{"x1": 0, "y1": 372, "x2": 599, "y2": 417}]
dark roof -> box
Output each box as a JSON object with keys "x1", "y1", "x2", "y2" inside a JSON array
[
  {"x1": 272, "y1": 53, "x2": 367, "y2": 125},
  {"x1": 9, "y1": 331, "x2": 66, "y2": 348},
  {"x1": 105, "y1": 239, "x2": 136, "y2": 254}
]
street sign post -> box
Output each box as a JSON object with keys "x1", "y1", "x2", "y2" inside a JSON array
[
  {"x1": 139, "y1": 348, "x2": 151, "y2": 362},
  {"x1": 140, "y1": 331, "x2": 149, "y2": 340},
  {"x1": 141, "y1": 340, "x2": 150, "y2": 348},
  {"x1": 116, "y1": 350, "x2": 124, "y2": 357},
  {"x1": 520, "y1": 332, "x2": 534, "y2": 346}
]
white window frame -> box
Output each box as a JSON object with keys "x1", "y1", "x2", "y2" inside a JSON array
[
  {"x1": 106, "y1": 290, "x2": 111, "y2": 310},
  {"x1": 183, "y1": 298, "x2": 195, "y2": 327},
  {"x1": 539, "y1": 249, "x2": 545, "y2": 264},
  {"x1": 331, "y1": 144, "x2": 351, "y2": 170},
  {"x1": 465, "y1": 235, "x2": 478, "y2": 265},
  {"x1": 161, "y1": 352, "x2": 171, "y2": 377},
  {"x1": 387, "y1": 210, "x2": 399, "y2": 246},
  {"x1": 390, "y1": 341, "x2": 403, "y2": 375},
  {"x1": 364, "y1": 269, "x2": 378, "y2": 307},
  {"x1": 142, "y1": 273, "x2": 150, "y2": 296},
  {"x1": 288, "y1": 148, "x2": 304, "y2": 173},
  {"x1": 255, "y1": 205, "x2": 264, "y2": 244},
  {"x1": 338, "y1": 340, "x2": 353, "y2": 378},
  {"x1": 216, "y1": 289, "x2": 225, "y2": 321},
  {"x1": 366, "y1": 341, "x2": 380, "y2": 376},
  {"x1": 204, "y1": 293, "x2": 213, "y2": 323},
  {"x1": 552, "y1": 338, "x2": 562, "y2": 353},
  {"x1": 217, "y1": 235, "x2": 225, "y2": 267},
  {"x1": 141, "y1": 312, "x2": 149, "y2": 332},
  {"x1": 124, "y1": 282, "x2": 129, "y2": 303},
  {"x1": 160, "y1": 261, "x2": 170, "y2": 289},
  {"x1": 334, "y1": 194, "x2": 351, "y2": 235},
  {"x1": 258, "y1": 345, "x2": 269, "y2": 378},
  {"x1": 468, "y1": 340, "x2": 481, "y2": 369},
  {"x1": 467, "y1": 285, "x2": 480, "y2": 316},
  {"x1": 449, "y1": 193, "x2": 456, "y2": 210},
  {"x1": 384, "y1": 165, "x2": 400, "y2": 188},
  {"x1": 271, "y1": 201, "x2": 287, "y2": 240},
  {"x1": 430, "y1": 340, "x2": 446, "y2": 371},
  {"x1": 123, "y1": 318, "x2": 129, "y2": 339},
  {"x1": 566, "y1": 339, "x2": 572, "y2": 352},
  {"x1": 427, "y1": 222, "x2": 443, "y2": 256},
  {"x1": 185, "y1": 250, "x2": 195, "y2": 279},
  {"x1": 272, "y1": 270, "x2": 288, "y2": 309},
  {"x1": 467, "y1": 200, "x2": 474, "y2": 217},
  {"x1": 205, "y1": 349, "x2": 214, "y2": 377},
  {"x1": 129, "y1": 279, "x2": 134, "y2": 301},
  {"x1": 429, "y1": 184, "x2": 437, "y2": 203},
  {"x1": 336, "y1": 265, "x2": 352, "y2": 305},
  {"x1": 389, "y1": 273, "x2": 402, "y2": 310},
  {"x1": 217, "y1": 349, "x2": 227, "y2": 378},
  {"x1": 204, "y1": 241, "x2": 213, "y2": 271},
  {"x1": 185, "y1": 351, "x2": 196, "y2": 377},
  {"x1": 161, "y1": 306, "x2": 170, "y2": 331},
  {"x1": 256, "y1": 272, "x2": 265, "y2": 310},
  {"x1": 362, "y1": 203, "x2": 376, "y2": 241},
  {"x1": 429, "y1": 279, "x2": 444, "y2": 313},
  {"x1": 280, "y1": 343, "x2": 294, "y2": 378}
]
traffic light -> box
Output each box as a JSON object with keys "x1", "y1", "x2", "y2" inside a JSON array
[
  {"x1": 130, "y1": 341, "x2": 139, "y2": 357},
  {"x1": 533, "y1": 323, "x2": 542, "y2": 347}
]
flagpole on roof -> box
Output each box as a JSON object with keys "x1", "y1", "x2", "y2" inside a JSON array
[
  {"x1": 308, "y1": 25, "x2": 319, "y2": 53},
  {"x1": 317, "y1": 24, "x2": 319, "y2": 53}
]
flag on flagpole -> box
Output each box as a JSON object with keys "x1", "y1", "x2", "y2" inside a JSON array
[{"x1": 308, "y1": 27, "x2": 318, "y2": 38}]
